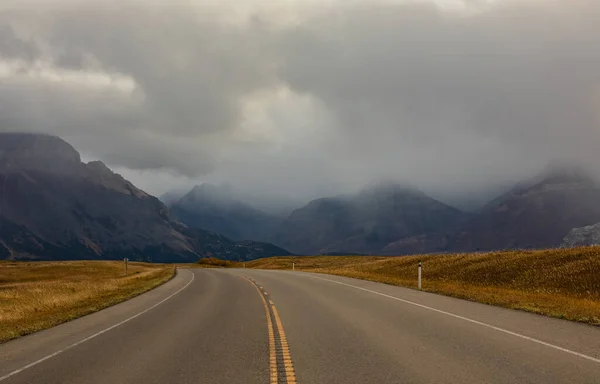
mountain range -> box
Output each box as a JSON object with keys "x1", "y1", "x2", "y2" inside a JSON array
[
  {"x1": 0, "y1": 133, "x2": 290, "y2": 262},
  {"x1": 2, "y1": 133, "x2": 599, "y2": 262},
  {"x1": 170, "y1": 167, "x2": 600, "y2": 255}
]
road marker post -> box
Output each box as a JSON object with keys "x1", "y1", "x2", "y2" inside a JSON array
[{"x1": 418, "y1": 260, "x2": 422, "y2": 290}]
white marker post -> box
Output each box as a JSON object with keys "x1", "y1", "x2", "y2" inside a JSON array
[{"x1": 418, "y1": 260, "x2": 422, "y2": 290}]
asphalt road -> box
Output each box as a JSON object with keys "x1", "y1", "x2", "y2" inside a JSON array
[{"x1": 1, "y1": 268, "x2": 599, "y2": 383}]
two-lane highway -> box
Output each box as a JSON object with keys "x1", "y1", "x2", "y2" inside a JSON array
[{"x1": 1, "y1": 268, "x2": 599, "y2": 383}]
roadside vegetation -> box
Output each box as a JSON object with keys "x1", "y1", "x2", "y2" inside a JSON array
[
  {"x1": 243, "y1": 247, "x2": 600, "y2": 326},
  {"x1": 0, "y1": 261, "x2": 174, "y2": 343},
  {"x1": 194, "y1": 257, "x2": 234, "y2": 268}
]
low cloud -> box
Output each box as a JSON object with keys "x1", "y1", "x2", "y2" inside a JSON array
[{"x1": 1, "y1": 0, "x2": 599, "y2": 206}]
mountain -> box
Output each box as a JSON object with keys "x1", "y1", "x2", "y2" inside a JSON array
[
  {"x1": 159, "y1": 190, "x2": 186, "y2": 206},
  {"x1": 0, "y1": 133, "x2": 290, "y2": 261},
  {"x1": 448, "y1": 164, "x2": 600, "y2": 251},
  {"x1": 170, "y1": 184, "x2": 282, "y2": 242},
  {"x1": 272, "y1": 183, "x2": 466, "y2": 255}
]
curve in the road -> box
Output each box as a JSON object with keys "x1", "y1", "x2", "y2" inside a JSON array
[
  {"x1": 0, "y1": 270, "x2": 196, "y2": 383},
  {"x1": 2, "y1": 268, "x2": 599, "y2": 384}
]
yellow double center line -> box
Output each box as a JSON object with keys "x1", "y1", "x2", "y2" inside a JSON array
[{"x1": 245, "y1": 277, "x2": 297, "y2": 384}]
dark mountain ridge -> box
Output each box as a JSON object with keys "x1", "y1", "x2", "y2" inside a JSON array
[
  {"x1": 161, "y1": 161, "x2": 600, "y2": 256},
  {"x1": 447, "y1": 163, "x2": 600, "y2": 252},
  {"x1": 170, "y1": 183, "x2": 282, "y2": 242},
  {"x1": 272, "y1": 183, "x2": 467, "y2": 255},
  {"x1": 0, "y1": 133, "x2": 290, "y2": 262}
]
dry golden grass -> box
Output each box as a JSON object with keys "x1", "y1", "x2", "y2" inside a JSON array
[
  {"x1": 243, "y1": 247, "x2": 600, "y2": 325},
  {"x1": 0, "y1": 261, "x2": 174, "y2": 343},
  {"x1": 195, "y1": 257, "x2": 234, "y2": 268},
  {"x1": 173, "y1": 258, "x2": 235, "y2": 269}
]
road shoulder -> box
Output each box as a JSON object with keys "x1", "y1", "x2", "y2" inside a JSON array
[{"x1": 0, "y1": 268, "x2": 194, "y2": 380}]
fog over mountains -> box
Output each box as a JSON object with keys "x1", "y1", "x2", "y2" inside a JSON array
[
  {"x1": 171, "y1": 184, "x2": 282, "y2": 242},
  {"x1": 1, "y1": 133, "x2": 599, "y2": 261},
  {"x1": 1, "y1": 0, "x2": 600, "y2": 258},
  {"x1": 167, "y1": 163, "x2": 600, "y2": 256}
]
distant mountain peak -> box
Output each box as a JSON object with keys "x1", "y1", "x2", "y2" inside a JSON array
[
  {"x1": 160, "y1": 190, "x2": 187, "y2": 205},
  {"x1": 359, "y1": 180, "x2": 423, "y2": 197},
  {"x1": 182, "y1": 183, "x2": 235, "y2": 206},
  {"x1": 191, "y1": 183, "x2": 218, "y2": 193},
  {"x1": 171, "y1": 183, "x2": 281, "y2": 242},
  {"x1": 505, "y1": 162, "x2": 596, "y2": 198},
  {"x1": 538, "y1": 161, "x2": 595, "y2": 185}
]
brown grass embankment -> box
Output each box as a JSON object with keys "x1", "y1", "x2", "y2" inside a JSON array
[
  {"x1": 0, "y1": 261, "x2": 174, "y2": 343},
  {"x1": 243, "y1": 247, "x2": 600, "y2": 325}
]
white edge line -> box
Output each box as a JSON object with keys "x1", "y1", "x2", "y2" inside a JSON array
[
  {"x1": 0, "y1": 269, "x2": 196, "y2": 382},
  {"x1": 303, "y1": 273, "x2": 600, "y2": 365}
]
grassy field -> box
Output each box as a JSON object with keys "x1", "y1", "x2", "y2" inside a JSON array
[
  {"x1": 243, "y1": 247, "x2": 600, "y2": 326},
  {"x1": 0, "y1": 261, "x2": 174, "y2": 343}
]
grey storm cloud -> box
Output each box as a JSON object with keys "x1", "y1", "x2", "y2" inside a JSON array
[{"x1": 0, "y1": 0, "x2": 599, "y2": 205}]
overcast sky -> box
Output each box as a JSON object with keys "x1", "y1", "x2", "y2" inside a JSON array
[{"x1": 1, "y1": 0, "x2": 599, "y2": 208}]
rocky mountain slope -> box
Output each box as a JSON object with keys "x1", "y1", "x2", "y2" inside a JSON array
[
  {"x1": 272, "y1": 183, "x2": 466, "y2": 255},
  {"x1": 0, "y1": 133, "x2": 290, "y2": 261},
  {"x1": 448, "y1": 165, "x2": 600, "y2": 252},
  {"x1": 170, "y1": 184, "x2": 281, "y2": 242}
]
